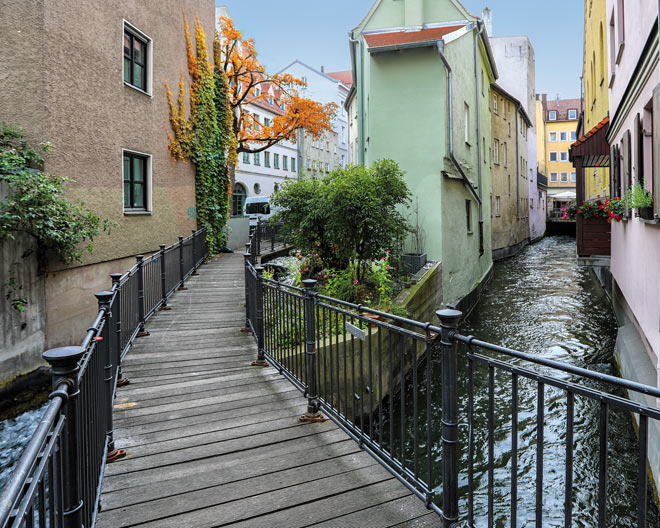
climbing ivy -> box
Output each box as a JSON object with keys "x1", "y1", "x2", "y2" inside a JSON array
[{"x1": 166, "y1": 13, "x2": 233, "y2": 255}]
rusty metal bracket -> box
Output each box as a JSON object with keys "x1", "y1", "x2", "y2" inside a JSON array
[
  {"x1": 106, "y1": 448, "x2": 127, "y2": 463},
  {"x1": 299, "y1": 412, "x2": 327, "y2": 423},
  {"x1": 251, "y1": 360, "x2": 269, "y2": 367}
]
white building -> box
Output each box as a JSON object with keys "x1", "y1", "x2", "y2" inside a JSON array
[
  {"x1": 279, "y1": 60, "x2": 352, "y2": 173},
  {"x1": 489, "y1": 22, "x2": 546, "y2": 241}
]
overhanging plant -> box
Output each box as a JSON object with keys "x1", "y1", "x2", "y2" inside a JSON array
[{"x1": 626, "y1": 181, "x2": 653, "y2": 209}]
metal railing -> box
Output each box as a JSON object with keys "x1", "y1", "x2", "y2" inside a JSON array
[
  {"x1": 249, "y1": 220, "x2": 286, "y2": 257},
  {"x1": 0, "y1": 228, "x2": 207, "y2": 528},
  {"x1": 244, "y1": 237, "x2": 660, "y2": 527}
]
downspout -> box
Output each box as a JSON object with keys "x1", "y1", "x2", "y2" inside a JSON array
[
  {"x1": 473, "y1": 23, "x2": 485, "y2": 255},
  {"x1": 349, "y1": 32, "x2": 365, "y2": 165},
  {"x1": 515, "y1": 102, "x2": 520, "y2": 218},
  {"x1": 435, "y1": 41, "x2": 481, "y2": 211}
]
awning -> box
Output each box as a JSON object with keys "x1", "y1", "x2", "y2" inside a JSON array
[
  {"x1": 569, "y1": 117, "x2": 610, "y2": 167},
  {"x1": 549, "y1": 191, "x2": 576, "y2": 199}
]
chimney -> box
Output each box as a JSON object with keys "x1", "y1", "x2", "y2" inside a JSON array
[
  {"x1": 482, "y1": 7, "x2": 492, "y2": 37},
  {"x1": 321, "y1": 65, "x2": 324, "y2": 73}
]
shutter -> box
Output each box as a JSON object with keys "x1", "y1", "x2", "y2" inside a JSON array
[
  {"x1": 634, "y1": 113, "x2": 641, "y2": 185},
  {"x1": 610, "y1": 144, "x2": 617, "y2": 199},
  {"x1": 622, "y1": 130, "x2": 631, "y2": 216},
  {"x1": 653, "y1": 85, "x2": 660, "y2": 216}
]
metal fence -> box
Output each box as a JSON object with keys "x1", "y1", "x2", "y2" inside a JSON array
[
  {"x1": 0, "y1": 227, "x2": 208, "y2": 528},
  {"x1": 249, "y1": 220, "x2": 286, "y2": 257},
  {"x1": 244, "y1": 239, "x2": 660, "y2": 527}
]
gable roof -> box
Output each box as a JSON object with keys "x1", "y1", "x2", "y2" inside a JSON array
[
  {"x1": 277, "y1": 59, "x2": 345, "y2": 85},
  {"x1": 542, "y1": 97, "x2": 582, "y2": 122},
  {"x1": 326, "y1": 70, "x2": 353, "y2": 87},
  {"x1": 364, "y1": 25, "x2": 467, "y2": 51}
]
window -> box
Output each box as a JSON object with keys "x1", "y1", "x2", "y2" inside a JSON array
[
  {"x1": 560, "y1": 172, "x2": 569, "y2": 182},
  {"x1": 549, "y1": 132, "x2": 557, "y2": 142},
  {"x1": 123, "y1": 151, "x2": 149, "y2": 211},
  {"x1": 325, "y1": 162, "x2": 329, "y2": 172},
  {"x1": 502, "y1": 100, "x2": 507, "y2": 119},
  {"x1": 232, "y1": 183, "x2": 247, "y2": 216},
  {"x1": 570, "y1": 131, "x2": 577, "y2": 141},
  {"x1": 326, "y1": 142, "x2": 330, "y2": 152},
  {"x1": 531, "y1": 198, "x2": 534, "y2": 209},
  {"x1": 493, "y1": 95, "x2": 498, "y2": 114},
  {"x1": 560, "y1": 131, "x2": 568, "y2": 142},
  {"x1": 495, "y1": 196, "x2": 501, "y2": 217},
  {"x1": 550, "y1": 172, "x2": 558, "y2": 182},
  {"x1": 291, "y1": 157, "x2": 296, "y2": 172},
  {"x1": 503, "y1": 143, "x2": 507, "y2": 167},
  {"x1": 464, "y1": 103, "x2": 470, "y2": 144},
  {"x1": 254, "y1": 152, "x2": 260, "y2": 166},
  {"x1": 243, "y1": 152, "x2": 250, "y2": 164},
  {"x1": 549, "y1": 111, "x2": 557, "y2": 120},
  {"x1": 341, "y1": 126, "x2": 346, "y2": 143},
  {"x1": 549, "y1": 152, "x2": 558, "y2": 162},
  {"x1": 466, "y1": 200, "x2": 472, "y2": 233},
  {"x1": 616, "y1": 0, "x2": 625, "y2": 62},
  {"x1": 493, "y1": 139, "x2": 500, "y2": 165},
  {"x1": 123, "y1": 24, "x2": 149, "y2": 92},
  {"x1": 341, "y1": 154, "x2": 345, "y2": 167},
  {"x1": 253, "y1": 183, "x2": 261, "y2": 195},
  {"x1": 560, "y1": 151, "x2": 568, "y2": 162},
  {"x1": 274, "y1": 153, "x2": 279, "y2": 169},
  {"x1": 568, "y1": 109, "x2": 577, "y2": 120},
  {"x1": 570, "y1": 171, "x2": 576, "y2": 182},
  {"x1": 508, "y1": 122, "x2": 511, "y2": 137},
  {"x1": 264, "y1": 117, "x2": 272, "y2": 128},
  {"x1": 283, "y1": 156, "x2": 288, "y2": 171},
  {"x1": 306, "y1": 158, "x2": 311, "y2": 169},
  {"x1": 264, "y1": 151, "x2": 271, "y2": 167}
]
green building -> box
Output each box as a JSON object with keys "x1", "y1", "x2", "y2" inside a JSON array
[{"x1": 347, "y1": 0, "x2": 497, "y2": 310}]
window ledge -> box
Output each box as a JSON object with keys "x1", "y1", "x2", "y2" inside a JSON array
[
  {"x1": 638, "y1": 217, "x2": 660, "y2": 226},
  {"x1": 609, "y1": 73, "x2": 616, "y2": 88},
  {"x1": 124, "y1": 81, "x2": 152, "y2": 98},
  {"x1": 124, "y1": 210, "x2": 153, "y2": 216},
  {"x1": 616, "y1": 41, "x2": 625, "y2": 64}
]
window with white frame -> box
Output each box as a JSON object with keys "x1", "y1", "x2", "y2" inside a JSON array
[
  {"x1": 493, "y1": 95, "x2": 498, "y2": 114},
  {"x1": 264, "y1": 151, "x2": 271, "y2": 167},
  {"x1": 123, "y1": 22, "x2": 151, "y2": 94},
  {"x1": 549, "y1": 132, "x2": 557, "y2": 142},
  {"x1": 254, "y1": 152, "x2": 260, "y2": 165},
  {"x1": 560, "y1": 151, "x2": 568, "y2": 162},
  {"x1": 495, "y1": 196, "x2": 501, "y2": 217},
  {"x1": 550, "y1": 172, "x2": 558, "y2": 182},
  {"x1": 123, "y1": 150, "x2": 151, "y2": 212},
  {"x1": 243, "y1": 152, "x2": 250, "y2": 164},
  {"x1": 560, "y1": 131, "x2": 568, "y2": 142},
  {"x1": 570, "y1": 171, "x2": 576, "y2": 182},
  {"x1": 560, "y1": 172, "x2": 569, "y2": 182},
  {"x1": 570, "y1": 131, "x2": 577, "y2": 141},
  {"x1": 549, "y1": 152, "x2": 558, "y2": 162},
  {"x1": 493, "y1": 139, "x2": 500, "y2": 164},
  {"x1": 503, "y1": 143, "x2": 507, "y2": 167},
  {"x1": 549, "y1": 110, "x2": 557, "y2": 120},
  {"x1": 568, "y1": 109, "x2": 577, "y2": 120},
  {"x1": 464, "y1": 103, "x2": 470, "y2": 144}
]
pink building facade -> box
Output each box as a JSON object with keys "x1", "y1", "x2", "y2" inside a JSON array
[{"x1": 606, "y1": 0, "x2": 660, "y2": 491}]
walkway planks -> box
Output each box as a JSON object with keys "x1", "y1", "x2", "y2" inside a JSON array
[{"x1": 97, "y1": 253, "x2": 437, "y2": 528}]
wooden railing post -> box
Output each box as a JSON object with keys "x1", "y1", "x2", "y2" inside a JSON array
[
  {"x1": 109, "y1": 273, "x2": 129, "y2": 387},
  {"x1": 135, "y1": 255, "x2": 149, "y2": 337},
  {"x1": 43, "y1": 346, "x2": 86, "y2": 528},
  {"x1": 251, "y1": 266, "x2": 268, "y2": 367},
  {"x1": 159, "y1": 244, "x2": 171, "y2": 310},
  {"x1": 437, "y1": 309, "x2": 462, "y2": 528},
  {"x1": 300, "y1": 279, "x2": 324, "y2": 422}
]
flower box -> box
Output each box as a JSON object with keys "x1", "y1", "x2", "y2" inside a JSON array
[
  {"x1": 402, "y1": 252, "x2": 427, "y2": 275},
  {"x1": 637, "y1": 207, "x2": 655, "y2": 221}
]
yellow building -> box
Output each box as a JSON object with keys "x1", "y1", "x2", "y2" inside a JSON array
[
  {"x1": 537, "y1": 94, "x2": 581, "y2": 214},
  {"x1": 579, "y1": 0, "x2": 610, "y2": 200}
]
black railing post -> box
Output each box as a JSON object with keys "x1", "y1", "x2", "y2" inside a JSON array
[
  {"x1": 300, "y1": 279, "x2": 324, "y2": 422},
  {"x1": 178, "y1": 235, "x2": 187, "y2": 290},
  {"x1": 95, "y1": 291, "x2": 126, "y2": 464},
  {"x1": 110, "y1": 273, "x2": 129, "y2": 387},
  {"x1": 437, "y1": 309, "x2": 462, "y2": 528},
  {"x1": 244, "y1": 243, "x2": 251, "y2": 330},
  {"x1": 135, "y1": 255, "x2": 150, "y2": 337},
  {"x1": 192, "y1": 230, "x2": 199, "y2": 275},
  {"x1": 251, "y1": 266, "x2": 268, "y2": 367},
  {"x1": 256, "y1": 219, "x2": 261, "y2": 256},
  {"x1": 43, "y1": 345, "x2": 86, "y2": 528},
  {"x1": 159, "y1": 244, "x2": 171, "y2": 311}
]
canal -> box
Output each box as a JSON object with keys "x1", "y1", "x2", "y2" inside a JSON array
[{"x1": 388, "y1": 235, "x2": 659, "y2": 526}]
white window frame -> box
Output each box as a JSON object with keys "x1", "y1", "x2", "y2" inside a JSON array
[
  {"x1": 550, "y1": 172, "x2": 558, "y2": 182},
  {"x1": 123, "y1": 20, "x2": 153, "y2": 97},
  {"x1": 549, "y1": 110, "x2": 557, "y2": 121},
  {"x1": 464, "y1": 103, "x2": 470, "y2": 144},
  {"x1": 493, "y1": 139, "x2": 500, "y2": 165},
  {"x1": 495, "y1": 196, "x2": 501, "y2": 217},
  {"x1": 568, "y1": 109, "x2": 577, "y2": 120},
  {"x1": 560, "y1": 131, "x2": 568, "y2": 142},
  {"x1": 560, "y1": 172, "x2": 569, "y2": 182},
  {"x1": 560, "y1": 151, "x2": 568, "y2": 162},
  {"x1": 549, "y1": 152, "x2": 558, "y2": 162},
  {"x1": 122, "y1": 148, "x2": 153, "y2": 214},
  {"x1": 549, "y1": 132, "x2": 557, "y2": 142},
  {"x1": 570, "y1": 171, "x2": 576, "y2": 182},
  {"x1": 570, "y1": 131, "x2": 577, "y2": 141},
  {"x1": 493, "y1": 95, "x2": 498, "y2": 114}
]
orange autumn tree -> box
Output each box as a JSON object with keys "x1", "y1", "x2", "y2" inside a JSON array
[{"x1": 215, "y1": 16, "x2": 336, "y2": 164}]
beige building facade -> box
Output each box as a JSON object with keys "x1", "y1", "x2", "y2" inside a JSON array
[
  {"x1": 0, "y1": 0, "x2": 214, "y2": 352},
  {"x1": 490, "y1": 84, "x2": 532, "y2": 260}
]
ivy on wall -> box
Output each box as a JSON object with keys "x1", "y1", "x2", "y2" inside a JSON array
[{"x1": 166, "y1": 12, "x2": 234, "y2": 255}]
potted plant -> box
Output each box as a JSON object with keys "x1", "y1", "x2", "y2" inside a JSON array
[
  {"x1": 402, "y1": 198, "x2": 427, "y2": 275},
  {"x1": 626, "y1": 181, "x2": 654, "y2": 220}
]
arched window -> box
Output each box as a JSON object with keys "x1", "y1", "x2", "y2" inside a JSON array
[{"x1": 232, "y1": 183, "x2": 247, "y2": 216}]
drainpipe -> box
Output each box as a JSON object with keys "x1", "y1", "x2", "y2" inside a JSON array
[
  {"x1": 473, "y1": 23, "x2": 485, "y2": 255},
  {"x1": 515, "y1": 102, "x2": 520, "y2": 218},
  {"x1": 349, "y1": 32, "x2": 365, "y2": 165},
  {"x1": 436, "y1": 40, "x2": 484, "y2": 255}
]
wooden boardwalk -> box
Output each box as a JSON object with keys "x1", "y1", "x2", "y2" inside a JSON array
[{"x1": 97, "y1": 253, "x2": 438, "y2": 528}]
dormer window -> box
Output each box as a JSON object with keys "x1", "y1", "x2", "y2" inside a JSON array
[
  {"x1": 549, "y1": 111, "x2": 557, "y2": 120},
  {"x1": 568, "y1": 109, "x2": 577, "y2": 119}
]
